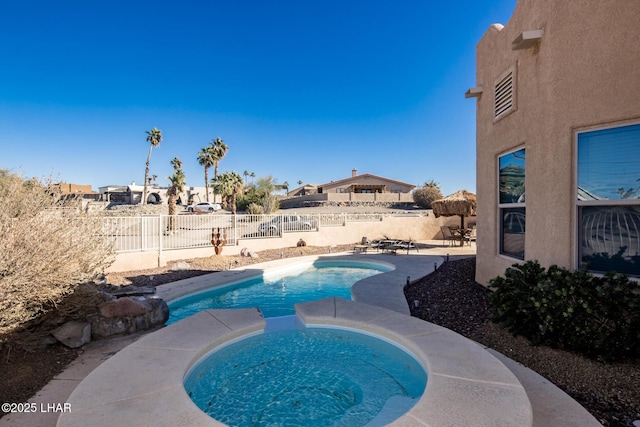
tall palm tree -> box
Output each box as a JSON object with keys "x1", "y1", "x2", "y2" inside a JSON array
[
  {"x1": 197, "y1": 146, "x2": 215, "y2": 201},
  {"x1": 243, "y1": 170, "x2": 249, "y2": 186},
  {"x1": 211, "y1": 171, "x2": 244, "y2": 214},
  {"x1": 167, "y1": 157, "x2": 185, "y2": 230},
  {"x1": 210, "y1": 137, "x2": 229, "y2": 179},
  {"x1": 143, "y1": 127, "x2": 162, "y2": 205},
  {"x1": 250, "y1": 172, "x2": 255, "y2": 185},
  {"x1": 297, "y1": 180, "x2": 303, "y2": 186}
]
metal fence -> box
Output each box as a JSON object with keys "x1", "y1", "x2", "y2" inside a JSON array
[{"x1": 103, "y1": 212, "x2": 397, "y2": 253}]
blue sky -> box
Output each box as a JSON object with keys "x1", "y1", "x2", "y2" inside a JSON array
[{"x1": 0, "y1": 0, "x2": 516, "y2": 196}]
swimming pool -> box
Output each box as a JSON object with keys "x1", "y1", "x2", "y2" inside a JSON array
[
  {"x1": 167, "y1": 260, "x2": 393, "y2": 324},
  {"x1": 184, "y1": 320, "x2": 427, "y2": 427},
  {"x1": 58, "y1": 257, "x2": 534, "y2": 427}
]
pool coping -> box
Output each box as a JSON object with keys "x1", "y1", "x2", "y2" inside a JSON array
[{"x1": 56, "y1": 298, "x2": 533, "y2": 426}]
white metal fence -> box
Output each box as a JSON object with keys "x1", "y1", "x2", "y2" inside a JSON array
[{"x1": 102, "y1": 212, "x2": 400, "y2": 253}]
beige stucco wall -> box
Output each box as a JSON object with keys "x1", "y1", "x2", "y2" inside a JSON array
[{"x1": 474, "y1": 0, "x2": 640, "y2": 284}]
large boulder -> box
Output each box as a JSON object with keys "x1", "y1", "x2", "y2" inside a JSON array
[{"x1": 89, "y1": 297, "x2": 169, "y2": 339}]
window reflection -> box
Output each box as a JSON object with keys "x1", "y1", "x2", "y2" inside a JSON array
[
  {"x1": 501, "y1": 207, "x2": 525, "y2": 260},
  {"x1": 577, "y1": 124, "x2": 640, "y2": 200},
  {"x1": 499, "y1": 149, "x2": 526, "y2": 204},
  {"x1": 580, "y1": 206, "x2": 640, "y2": 276}
]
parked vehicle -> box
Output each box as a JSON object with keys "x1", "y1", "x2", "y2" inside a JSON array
[
  {"x1": 187, "y1": 202, "x2": 221, "y2": 213},
  {"x1": 258, "y1": 215, "x2": 317, "y2": 235}
]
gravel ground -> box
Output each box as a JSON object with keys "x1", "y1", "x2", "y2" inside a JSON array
[{"x1": 404, "y1": 257, "x2": 640, "y2": 427}]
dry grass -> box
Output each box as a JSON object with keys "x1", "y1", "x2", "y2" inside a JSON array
[{"x1": 0, "y1": 171, "x2": 115, "y2": 338}]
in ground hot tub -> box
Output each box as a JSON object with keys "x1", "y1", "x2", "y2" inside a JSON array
[
  {"x1": 57, "y1": 297, "x2": 532, "y2": 427},
  {"x1": 184, "y1": 316, "x2": 427, "y2": 426}
]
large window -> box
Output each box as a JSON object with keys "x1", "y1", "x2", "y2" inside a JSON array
[
  {"x1": 499, "y1": 148, "x2": 526, "y2": 259},
  {"x1": 577, "y1": 123, "x2": 640, "y2": 276}
]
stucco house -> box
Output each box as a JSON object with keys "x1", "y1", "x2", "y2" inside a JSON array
[
  {"x1": 318, "y1": 169, "x2": 415, "y2": 194},
  {"x1": 98, "y1": 184, "x2": 215, "y2": 205},
  {"x1": 286, "y1": 184, "x2": 318, "y2": 197},
  {"x1": 469, "y1": 0, "x2": 640, "y2": 284}
]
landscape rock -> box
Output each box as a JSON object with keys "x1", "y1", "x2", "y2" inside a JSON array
[
  {"x1": 171, "y1": 261, "x2": 191, "y2": 271},
  {"x1": 98, "y1": 296, "x2": 152, "y2": 318},
  {"x1": 90, "y1": 297, "x2": 169, "y2": 339},
  {"x1": 52, "y1": 321, "x2": 91, "y2": 349},
  {"x1": 249, "y1": 251, "x2": 259, "y2": 259}
]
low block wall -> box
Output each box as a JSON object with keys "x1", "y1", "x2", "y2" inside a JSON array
[{"x1": 107, "y1": 214, "x2": 462, "y2": 272}]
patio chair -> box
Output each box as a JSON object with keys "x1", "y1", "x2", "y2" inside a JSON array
[
  {"x1": 354, "y1": 236, "x2": 372, "y2": 253},
  {"x1": 466, "y1": 227, "x2": 477, "y2": 246},
  {"x1": 440, "y1": 226, "x2": 456, "y2": 246}
]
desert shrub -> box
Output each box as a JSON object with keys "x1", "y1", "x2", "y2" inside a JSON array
[
  {"x1": 245, "y1": 203, "x2": 265, "y2": 215},
  {"x1": 238, "y1": 191, "x2": 279, "y2": 214},
  {"x1": 489, "y1": 260, "x2": 640, "y2": 360},
  {"x1": 412, "y1": 181, "x2": 443, "y2": 209},
  {"x1": 262, "y1": 195, "x2": 279, "y2": 213},
  {"x1": 0, "y1": 171, "x2": 115, "y2": 338}
]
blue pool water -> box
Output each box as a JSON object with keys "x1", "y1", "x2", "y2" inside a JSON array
[
  {"x1": 167, "y1": 261, "x2": 392, "y2": 324},
  {"x1": 184, "y1": 324, "x2": 427, "y2": 427}
]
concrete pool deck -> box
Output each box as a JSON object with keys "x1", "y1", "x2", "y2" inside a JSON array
[{"x1": 1, "y1": 246, "x2": 601, "y2": 427}]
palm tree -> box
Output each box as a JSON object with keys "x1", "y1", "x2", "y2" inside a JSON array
[
  {"x1": 143, "y1": 127, "x2": 162, "y2": 205},
  {"x1": 211, "y1": 171, "x2": 244, "y2": 214},
  {"x1": 297, "y1": 180, "x2": 303, "y2": 186},
  {"x1": 167, "y1": 157, "x2": 185, "y2": 230},
  {"x1": 250, "y1": 172, "x2": 255, "y2": 185},
  {"x1": 210, "y1": 137, "x2": 229, "y2": 179},
  {"x1": 197, "y1": 146, "x2": 215, "y2": 201},
  {"x1": 282, "y1": 181, "x2": 289, "y2": 195},
  {"x1": 243, "y1": 170, "x2": 249, "y2": 186}
]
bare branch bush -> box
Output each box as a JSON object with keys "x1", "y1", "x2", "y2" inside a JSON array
[{"x1": 0, "y1": 171, "x2": 115, "y2": 339}]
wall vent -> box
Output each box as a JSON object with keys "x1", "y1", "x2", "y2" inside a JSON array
[{"x1": 494, "y1": 70, "x2": 514, "y2": 118}]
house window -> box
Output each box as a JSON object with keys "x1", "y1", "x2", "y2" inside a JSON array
[
  {"x1": 499, "y1": 148, "x2": 526, "y2": 259},
  {"x1": 494, "y1": 67, "x2": 515, "y2": 120},
  {"x1": 577, "y1": 123, "x2": 640, "y2": 276}
]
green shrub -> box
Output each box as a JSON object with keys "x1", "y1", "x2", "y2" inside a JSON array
[
  {"x1": 489, "y1": 260, "x2": 640, "y2": 360},
  {"x1": 237, "y1": 186, "x2": 278, "y2": 213}
]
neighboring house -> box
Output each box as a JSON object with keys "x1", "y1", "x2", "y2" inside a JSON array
[
  {"x1": 52, "y1": 182, "x2": 100, "y2": 200},
  {"x1": 279, "y1": 170, "x2": 415, "y2": 208},
  {"x1": 287, "y1": 184, "x2": 318, "y2": 197},
  {"x1": 468, "y1": 0, "x2": 640, "y2": 283},
  {"x1": 98, "y1": 184, "x2": 215, "y2": 205},
  {"x1": 98, "y1": 185, "x2": 135, "y2": 204},
  {"x1": 317, "y1": 169, "x2": 415, "y2": 194}
]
